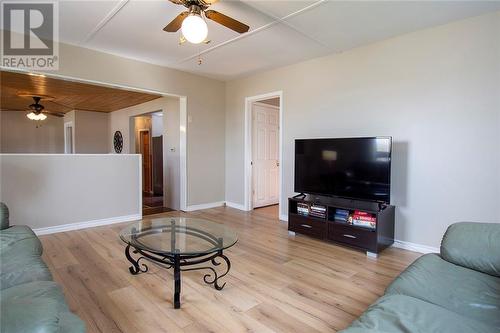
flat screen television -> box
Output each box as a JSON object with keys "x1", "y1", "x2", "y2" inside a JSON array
[{"x1": 295, "y1": 137, "x2": 392, "y2": 204}]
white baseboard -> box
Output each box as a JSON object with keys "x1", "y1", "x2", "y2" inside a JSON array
[
  {"x1": 392, "y1": 239, "x2": 439, "y2": 254},
  {"x1": 185, "y1": 201, "x2": 225, "y2": 212},
  {"x1": 224, "y1": 202, "x2": 288, "y2": 222},
  {"x1": 225, "y1": 201, "x2": 247, "y2": 211},
  {"x1": 33, "y1": 213, "x2": 142, "y2": 236}
]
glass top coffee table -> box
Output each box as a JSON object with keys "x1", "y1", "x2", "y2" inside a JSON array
[{"x1": 120, "y1": 217, "x2": 238, "y2": 309}]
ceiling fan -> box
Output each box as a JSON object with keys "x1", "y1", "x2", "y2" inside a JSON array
[
  {"x1": 10, "y1": 96, "x2": 65, "y2": 121},
  {"x1": 163, "y1": 0, "x2": 249, "y2": 44}
]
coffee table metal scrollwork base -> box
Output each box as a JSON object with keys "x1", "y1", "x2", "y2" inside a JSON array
[
  {"x1": 124, "y1": 244, "x2": 231, "y2": 308},
  {"x1": 120, "y1": 218, "x2": 237, "y2": 309}
]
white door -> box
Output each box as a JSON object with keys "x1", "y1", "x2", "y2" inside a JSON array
[{"x1": 252, "y1": 103, "x2": 279, "y2": 208}]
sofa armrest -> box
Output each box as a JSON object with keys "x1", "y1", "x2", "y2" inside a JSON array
[
  {"x1": 440, "y1": 222, "x2": 500, "y2": 277},
  {"x1": 0, "y1": 202, "x2": 9, "y2": 230}
]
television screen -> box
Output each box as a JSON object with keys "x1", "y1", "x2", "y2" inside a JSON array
[{"x1": 294, "y1": 137, "x2": 392, "y2": 203}]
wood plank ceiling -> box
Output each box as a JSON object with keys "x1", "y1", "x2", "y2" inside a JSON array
[{"x1": 0, "y1": 71, "x2": 162, "y2": 114}]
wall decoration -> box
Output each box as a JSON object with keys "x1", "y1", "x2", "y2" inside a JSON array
[{"x1": 114, "y1": 131, "x2": 123, "y2": 153}]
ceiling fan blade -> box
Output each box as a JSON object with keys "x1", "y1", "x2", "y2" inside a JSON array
[
  {"x1": 163, "y1": 11, "x2": 189, "y2": 32},
  {"x1": 44, "y1": 111, "x2": 65, "y2": 118},
  {"x1": 204, "y1": 10, "x2": 249, "y2": 33},
  {"x1": 200, "y1": 0, "x2": 218, "y2": 5},
  {"x1": 0, "y1": 108, "x2": 27, "y2": 111}
]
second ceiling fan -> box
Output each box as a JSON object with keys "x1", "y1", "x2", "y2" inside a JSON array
[{"x1": 163, "y1": 0, "x2": 249, "y2": 44}]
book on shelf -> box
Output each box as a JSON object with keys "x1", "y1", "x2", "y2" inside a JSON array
[
  {"x1": 352, "y1": 210, "x2": 376, "y2": 229},
  {"x1": 297, "y1": 202, "x2": 309, "y2": 216},
  {"x1": 309, "y1": 204, "x2": 326, "y2": 218},
  {"x1": 353, "y1": 211, "x2": 375, "y2": 220},
  {"x1": 353, "y1": 210, "x2": 372, "y2": 217},
  {"x1": 310, "y1": 213, "x2": 326, "y2": 217},
  {"x1": 334, "y1": 211, "x2": 349, "y2": 223},
  {"x1": 352, "y1": 219, "x2": 376, "y2": 229},
  {"x1": 310, "y1": 205, "x2": 326, "y2": 211},
  {"x1": 353, "y1": 216, "x2": 376, "y2": 222},
  {"x1": 335, "y1": 209, "x2": 348, "y2": 216}
]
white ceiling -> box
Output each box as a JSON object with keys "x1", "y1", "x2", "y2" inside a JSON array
[{"x1": 54, "y1": 0, "x2": 500, "y2": 81}]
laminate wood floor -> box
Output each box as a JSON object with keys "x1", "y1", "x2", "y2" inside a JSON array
[{"x1": 40, "y1": 206, "x2": 421, "y2": 333}]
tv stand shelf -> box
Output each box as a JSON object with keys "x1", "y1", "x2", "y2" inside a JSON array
[{"x1": 288, "y1": 195, "x2": 395, "y2": 256}]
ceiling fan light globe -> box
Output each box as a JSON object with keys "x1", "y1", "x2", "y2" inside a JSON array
[
  {"x1": 27, "y1": 112, "x2": 47, "y2": 121},
  {"x1": 181, "y1": 14, "x2": 208, "y2": 44}
]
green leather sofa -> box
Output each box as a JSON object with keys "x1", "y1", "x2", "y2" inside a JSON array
[
  {"x1": 0, "y1": 202, "x2": 85, "y2": 333},
  {"x1": 341, "y1": 222, "x2": 500, "y2": 333}
]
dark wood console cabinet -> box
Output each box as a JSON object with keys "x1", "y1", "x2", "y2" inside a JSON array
[{"x1": 288, "y1": 195, "x2": 395, "y2": 256}]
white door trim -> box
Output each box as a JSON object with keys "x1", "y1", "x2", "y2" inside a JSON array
[
  {"x1": 179, "y1": 97, "x2": 188, "y2": 211},
  {"x1": 252, "y1": 101, "x2": 279, "y2": 110},
  {"x1": 0, "y1": 67, "x2": 188, "y2": 212},
  {"x1": 244, "y1": 91, "x2": 283, "y2": 217},
  {"x1": 63, "y1": 121, "x2": 75, "y2": 154}
]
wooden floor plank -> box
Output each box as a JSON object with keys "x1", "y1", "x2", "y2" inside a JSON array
[
  {"x1": 39, "y1": 206, "x2": 420, "y2": 332},
  {"x1": 247, "y1": 302, "x2": 322, "y2": 333}
]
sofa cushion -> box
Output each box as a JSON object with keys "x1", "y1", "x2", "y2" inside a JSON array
[
  {"x1": 386, "y1": 253, "x2": 500, "y2": 328},
  {"x1": 340, "y1": 294, "x2": 498, "y2": 333},
  {"x1": 58, "y1": 312, "x2": 86, "y2": 333},
  {"x1": 1, "y1": 281, "x2": 68, "y2": 310},
  {"x1": 441, "y1": 222, "x2": 500, "y2": 277},
  {"x1": 1, "y1": 281, "x2": 85, "y2": 333},
  {"x1": 0, "y1": 253, "x2": 53, "y2": 290},
  {"x1": 0, "y1": 225, "x2": 43, "y2": 256}
]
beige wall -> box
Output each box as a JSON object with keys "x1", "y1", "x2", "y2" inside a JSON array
[
  {"x1": 63, "y1": 110, "x2": 109, "y2": 153},
  {"x1": 0, "y1": 109, "x2": 108, "y2": 154},
  {"x1": 0, "y1": 111, "x2": 64, "y2": 153},
  {"x1": 74, "y1": 111, "x2": 110, "y2": 153},
  {"x1": 225, "y1": 12, "x2": 500, "y2": 248},
  {"x1": 0, "y1": 154, "x2": 141, "y2": 230},
  {"x1": 163, "y1": 98, "x2": 181, "y2": 210},
  {"x1": 38, "y1": 41, "x2": 225, "y2": 207},
  {"x1": 151, "y1": 113, "x2": 163, "y2": 137}
]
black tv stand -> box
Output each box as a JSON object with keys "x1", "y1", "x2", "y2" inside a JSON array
[{"x1": 288, "y1": 195, "x2": 395, "y2": 257}]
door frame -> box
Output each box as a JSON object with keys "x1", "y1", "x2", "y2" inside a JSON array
[
  {"x1": 138, "y1": 129, "x2": 152, "y2": 194},
  {"x1": 244, "y1": 91, "x2": 284, "y2": 219},
  {"x1": 63, "y1": 121, "x2": 75, "y2": 154}
]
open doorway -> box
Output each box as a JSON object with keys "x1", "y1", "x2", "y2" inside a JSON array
[
  {"x1": 244, "y1": 92, "x2": 283, "y2": 220},
  {"x1": 139, "y1": 129, "x2": 152, "y2": 193},
  {"x1": 133, "y1": 112, "x2": 171, "y2": 215}
]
